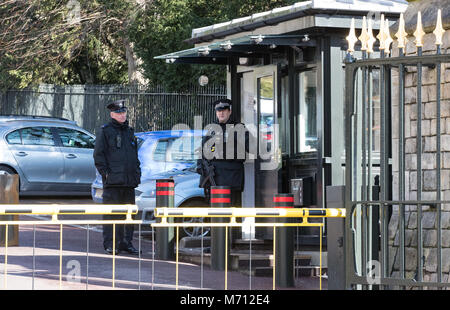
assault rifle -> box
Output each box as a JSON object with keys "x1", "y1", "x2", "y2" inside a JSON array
[{"x1": 198, "y1": 158, "x2": 216, "y2": 187}]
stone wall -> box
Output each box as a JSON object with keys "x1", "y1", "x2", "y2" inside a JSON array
[{"x1": 388, "y1": 16, "x2": 450, "y2": 285}]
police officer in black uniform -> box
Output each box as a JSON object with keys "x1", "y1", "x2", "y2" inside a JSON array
[
  {"x1": 93, "y1": 99, "x2": 141, "y2": 255},
  {"x1": 197, "y1": 98, "x2": 250, "y2": 208}
]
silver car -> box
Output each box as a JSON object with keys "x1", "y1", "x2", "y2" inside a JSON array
[{"x1": 0, "y1": 115, "x2": 96, "y2": 195}]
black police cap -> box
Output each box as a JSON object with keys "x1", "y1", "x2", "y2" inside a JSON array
[
  {"x1": 107, "y1": 100, "x2": 127, "y2": 113},
  {"x1": 213, "y1": 98, "x2": 232, "y2": 111}
]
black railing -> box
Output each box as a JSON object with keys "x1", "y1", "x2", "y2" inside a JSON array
[
  {"x1": 343, "y1": 13, "x2": 450, "y2": 290},
  {"x1": 0, "y1": 84, "x2": 226, "y2": 134}
]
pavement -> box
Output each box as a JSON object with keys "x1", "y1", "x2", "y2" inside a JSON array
[{"x1": 0, "y1": 196, "x2": 327, "y2": 290}]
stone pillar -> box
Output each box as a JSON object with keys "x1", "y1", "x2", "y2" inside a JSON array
[{"x1": 0, "y1": 174, "x2": 19, "y2": 246}]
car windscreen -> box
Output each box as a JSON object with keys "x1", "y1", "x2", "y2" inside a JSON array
[
  {"x1": 151, "y1": 136, "x2": 201, "y2": 163},
  {"x1": 167, "y1": 136, "x2": 202, "y2": 162}
]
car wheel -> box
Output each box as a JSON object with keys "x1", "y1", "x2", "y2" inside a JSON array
[
  {"x1": 176, "y1": 199, "x2": 210, "y2": 239},
  {"x1": 0, "y1": 165, "x2": 20, "y2": 191},
  {"x1": 0, "y1": 165, "x2": 15, "y2": 176}
]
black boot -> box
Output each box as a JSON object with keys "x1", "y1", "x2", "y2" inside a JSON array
[{"x1": 120, "y1": 243, "x2": 141, "y2": 255}]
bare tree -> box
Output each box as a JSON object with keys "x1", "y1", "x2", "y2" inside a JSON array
[{"x1": 0, "y1": 0, "x2": 148, "y2": 88}]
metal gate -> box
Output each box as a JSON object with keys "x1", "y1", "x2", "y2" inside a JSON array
[{"x1": 343, "y1": 12, "x2": 450, "y2": 289}]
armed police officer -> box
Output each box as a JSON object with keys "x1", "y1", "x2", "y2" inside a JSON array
[
  {"x1": 93, "y1": 100, "x2": 141, "y2": 255},
  {"x1": 197, "y1": 98, "x2": 251, "y2": 208}
]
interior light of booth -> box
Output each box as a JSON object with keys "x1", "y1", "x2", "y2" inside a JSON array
[
  {"x1": 220, "y1": 40, "x2": 233, "y2": 50},
  {"x1": 198, "y1": 46, "x2": 211, "y2": 56},
  {"x1": 250, "y1": 34, "x2": 264, "y2": 44}
]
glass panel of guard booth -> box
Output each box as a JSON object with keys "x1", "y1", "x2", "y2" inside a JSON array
[
  {"x1": 258, "y1": 75, "x2": 275, "y2": 158},
  {"x1": 298, "y1": 70, "x2": 317, "y2": 153}
]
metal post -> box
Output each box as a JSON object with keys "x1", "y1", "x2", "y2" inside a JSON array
[
  {"x1": 155, "y1": 179, "x2": 175, "y2": 260},
  {"x1": 416, "y1": 46, "x2": 424, "y2": 285},
  {"x1": 326, "y1": 186, "x2": 346, "y2": 290},
  {"x1": 371, "y1": 176, "x2": 380, "y2": 290},
  {"x1": 274, "y1": 193, "x2": 294, "y2": 288},
  {"x1": 210, "y1": 186, "x2": 231, "y2": 271},
  {"x1": 0, "y1": 175, "x2": 19, "y2": 247},
  {"x1": 436, "y1": 44, "x2": 442, "y2": 285}
]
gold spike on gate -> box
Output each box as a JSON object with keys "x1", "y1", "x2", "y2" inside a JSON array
[
  {"x1": 433, "y1": 9, "x2": 445, "y2": 46},
  {"x1": 359, "y1": 16, "x2": 369, "y2": 51},
  {"x1": 377, "y1": 14, "x2": 387, "y2": 51},
  {"x1": 346, "y1": 18, "x2": 358, "y2": 53},
  {"x1": 414, "y1": 11, "x2": 425, "y2": 47},
  {"x1": 395, "y1": 13, "x2": 408, "y2": 49}
]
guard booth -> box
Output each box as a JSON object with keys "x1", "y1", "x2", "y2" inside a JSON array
[{"x1": 155, "y1": 0, "x2": 407, "y2": 244}]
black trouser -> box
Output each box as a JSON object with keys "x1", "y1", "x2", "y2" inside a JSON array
[
  {"x1": 102, "y1": 187, "x2": 135, "y2": 250},
  {"x1": 230, "y1": 189, "x2": 242, "y2": 208}
]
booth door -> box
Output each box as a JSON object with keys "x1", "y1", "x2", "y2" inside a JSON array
[
  {"x1": 253, "y1": 66, "x2": 280, "y2": 211},
  {"x1": 240, "y1": 65, "x2": 280, "y2": 239}
]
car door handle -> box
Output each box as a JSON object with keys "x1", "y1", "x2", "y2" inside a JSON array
[
  {"x1": 16, "y1": 151, "x2": 28, "y2": 157},
  {"x1": 66, "y1": 154, "x2": 77, "y2": 159}
]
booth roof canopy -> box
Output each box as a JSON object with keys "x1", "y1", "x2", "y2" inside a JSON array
[
  {"x1": 154, "y1": 34, "x2": 316, "y2": 63},
  {"x1": 154, "y1": 0, "x2": 409, "y2": 64},
  {"x1": 188, "y1": 0, "x2": 409, "y2": 44}
]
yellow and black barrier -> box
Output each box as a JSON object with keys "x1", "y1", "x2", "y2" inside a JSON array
[
  {"x1": 154, "y1": 207, "x2": 346, "y2": 220},
  {"x1": 152, "y1": 205, "x2": 346, "y2": 290},
  {"x1": 0, "y1": 204, "x2": 140, "y2": 290},
  {"x1": 1, "y1": 203, "x2": 346, "y2": 290},
  {"x1": 0, "y1": 204, "x2": 137, "y2": 216}
]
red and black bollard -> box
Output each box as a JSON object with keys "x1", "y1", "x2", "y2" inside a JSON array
[
  {"x1": 274, "y1": 193, "x2": 295, "y2": 287},
  {"x1": 155, "y1": 179, "x2": 175, "y2": 260},
  {"x1": 210, "y1": 186, "x2": 231, "y2": 271}
]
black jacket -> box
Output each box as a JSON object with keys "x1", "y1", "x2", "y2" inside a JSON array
[
  {"x1": 93, "y1": 119, "x2": 141, "y2": 188},
  {"x1": 197, "y1": 118, "x2": 250, "y2": 191}
]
